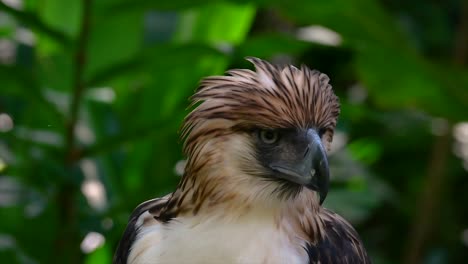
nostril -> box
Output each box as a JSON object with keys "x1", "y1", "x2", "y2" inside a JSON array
[{"x1": 303, "y1": 146, "x2": 310, "y2": 158}]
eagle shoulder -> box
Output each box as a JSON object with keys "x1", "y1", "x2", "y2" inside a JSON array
[
  {"x1": 305, "y1": 209, "x2": 371, "y2": 264},
  {"x1": 113, "y1": 195, "x2": 170, "y2": 264}
]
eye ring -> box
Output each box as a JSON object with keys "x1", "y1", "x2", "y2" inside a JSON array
[{"x1": 259, "y1": 129, "x2": 279, "y2": 144}]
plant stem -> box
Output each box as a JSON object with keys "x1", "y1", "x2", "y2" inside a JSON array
[
  {"x1": 56, "y1": 0, "x2": 92, "y2": 263},
  {"x1": 403, "y1": 130, "x2": 451, "y2": 264}
]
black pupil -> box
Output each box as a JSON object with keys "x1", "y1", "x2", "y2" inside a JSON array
[{"x1": 264, "y1": 131, "x2": 275, "y2": 141}]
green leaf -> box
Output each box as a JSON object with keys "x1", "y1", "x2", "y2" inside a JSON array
[
  {"x1": 0, "y1": 13, "x2": 15, "y2": 37},
  {"x1": 235, "y1": 33, "x2": 310, "y2": 59},
  {"x1": 348, "y1": 138, "x2": 382, "y2": 165},
  {"x1": 84, "y1": 244, "x2": 111, "y2": 264},
  {"x1": 173, "y1": 2, "x2": 256, "y2": 45},
  {"x1": 37, "y1": 54, "x2": 74, "y2": 91},
  {"x1": 355, "y1": 45, "x2": 467, "y2": 120},
  {"x1": 23, "y1": 0, "x2": 39, "y2": 11},
  {"x1": 116, "y1": 43, "x2": 228, "y2": 125},
  {"x1": 85, "y1": 11, "x2": 144, "y2": 80},
  {"x1": 36, "y1": 33, "x2": 64, "y2": 56},
  {"x1": 38, "y1": 0, "x2": 82, "y2": 38},
  {"x1": 0, "y1": 65, "x2": 64, "y2": 126},
  {"x1": 101, "y1": 0, "x2": 220, "y2": 12}
]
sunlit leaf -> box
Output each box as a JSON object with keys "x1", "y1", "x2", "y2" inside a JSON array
[
  {"x1": 38, "y1": 0, "x2": 82, "y2": 38},
  {"x1": 173, "y1": 2, "x2": 256, "y2": 45}
]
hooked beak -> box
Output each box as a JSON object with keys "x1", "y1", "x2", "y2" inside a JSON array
[{"x1": 270, "y1": 129, "x2": 330, "y2": 204}]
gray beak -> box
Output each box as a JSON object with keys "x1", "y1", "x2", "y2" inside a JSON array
[{"x1": 269, "y1": 129, "x2": 330, "y2": 204}]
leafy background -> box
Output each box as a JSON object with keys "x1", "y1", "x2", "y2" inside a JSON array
[{"x1": 0, "y1": 0, "x2": 467, "y2": 263}]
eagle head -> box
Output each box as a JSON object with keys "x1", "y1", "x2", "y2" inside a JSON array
[{"x1": 181, "y1": 57, "x2": 339, "y2": 209}]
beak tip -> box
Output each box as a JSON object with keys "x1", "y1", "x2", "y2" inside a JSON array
[{"x1": 319, "y1": 192, "x2": 327, "y2": 205}]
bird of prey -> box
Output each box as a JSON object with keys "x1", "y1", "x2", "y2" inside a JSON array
[{"x1": 114, "y1": 57, "x2": 370, "y2": 264}]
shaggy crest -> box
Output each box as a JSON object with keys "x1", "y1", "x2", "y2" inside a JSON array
[{"x1": 182, "y1": 57, "x2": 340, "y2": 156}]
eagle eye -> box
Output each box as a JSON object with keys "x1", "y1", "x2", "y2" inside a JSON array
[{"x1": 259, "y1": 129, "x2": 279, "y2": 144}]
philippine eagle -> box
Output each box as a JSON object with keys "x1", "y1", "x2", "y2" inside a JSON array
[{"x1": 114, "y1": 57, "x2": 370, "y2": 264}]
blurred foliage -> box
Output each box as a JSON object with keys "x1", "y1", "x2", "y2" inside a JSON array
[{"x1": 0, "y1": 0, "x2": 467, "y2": 263}]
